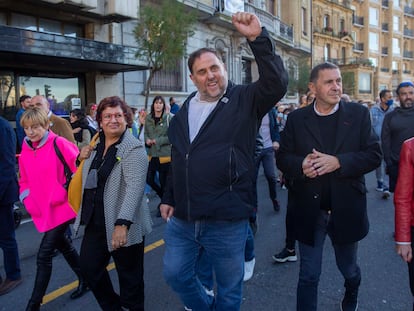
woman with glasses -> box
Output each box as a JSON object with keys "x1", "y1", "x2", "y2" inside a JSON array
[{"x1": 73, "y1": 96, "x2": 152, "y2": 311}]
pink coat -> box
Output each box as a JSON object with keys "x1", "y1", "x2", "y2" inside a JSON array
[{"x1": 19, "y1": 131, "x2": 79, "y2": 232}]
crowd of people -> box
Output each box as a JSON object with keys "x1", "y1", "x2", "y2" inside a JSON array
[{"x1": 3, "y1": 10, "x2": 414, "y2": 311}]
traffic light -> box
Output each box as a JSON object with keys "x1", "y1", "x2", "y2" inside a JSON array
[{"x1": 44, "y1": 84, "x2": 51, "y2": 98}]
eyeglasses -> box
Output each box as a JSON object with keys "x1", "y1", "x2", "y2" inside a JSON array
[{"x1": 102, "y1": 113, "x2": 125, "y2": 121}]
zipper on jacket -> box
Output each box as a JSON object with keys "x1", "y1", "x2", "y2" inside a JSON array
[
  {"x1": 185, "y1": 153, "x2": 191, "y2": 219},
  {"x1": 229, "y1": 147, "x2": 234, "y2": 191}
]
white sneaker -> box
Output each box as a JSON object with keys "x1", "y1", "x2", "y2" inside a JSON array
[{"x1": 243, "y1": 258, "x2": 255, "y2": 281}]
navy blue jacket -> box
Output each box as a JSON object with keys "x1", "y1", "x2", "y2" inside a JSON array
[
  {"x1": 0, "y1": 116, "x2": 19, "y2": 206},
  {"x1": 162, "y1": 28, "x2": 288, "y2": 221}
]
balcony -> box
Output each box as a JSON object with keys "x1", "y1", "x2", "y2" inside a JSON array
[
  {"x1": 403, "y1": 69, "x2": 411, "y2": 74},
  {"x1": 382, "y1": 47, "x2": 388, "y2": 55},
  {"x1": 244, "y1": 2, "x2": 293, "y2": 44},
  {"x1": 353, "y1": 16, "x2": 364, "y2": 26},
  {"x1": 41, "y1": 0, "x2": 97, "y2": 8},
  {"x1": 404, "y1": 28, "x2": 414, "y2": 38},
  {"x1": 380, "y1": 67, "x2": 390, "y2": 72},
  {"x1": 403, "y1": 50, "x2": 414, "y2": 59},
  {"x1": 354, "y1": 42, "x2": 364, "y2": 52},
  {"x1": 325, "y1": 57, "x2": 372, "y2": 66},
  {"x1": 0, "y1": 25, "x2": 148, "y2": 73},
  {"x1": 330, "y1": 0, "x2": 351, "y2": 8},
  {"x1": 404, "y1": 6, "x2": 414, "y2": 16}
]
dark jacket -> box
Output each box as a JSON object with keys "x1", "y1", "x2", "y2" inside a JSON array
[
  {"x1": 0, "y1": 116, "x2": 19, "y2": 205},
  {"x1": 277, "y1": 101, "x2": 382, "y2": 245},
  {"x1": 268, "y1": 107, "x2": 280, "y2": 143},
  {"x1": 162, "y1": 28, "x2": 288, "y2": 221},
  {"x1": 381, "y1": 106, "x2": 414, "y2": 191}
]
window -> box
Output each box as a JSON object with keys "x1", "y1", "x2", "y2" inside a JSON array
[
  {"x1": 393, "y1": 16, "x2": 400, "y2": 32},
  {"x1": 268, "y1": 0, "x2": 275, "y2": 14},
  {"x1": 324, "y1": 44, "x2": 331, "y2": 61},
  {"x1": 369, "y1": 32, "x2": 379, "y2": 52},
  {"x1": 340, "y1": 19, "x2": 345, "y2": 32},
  {"x1": 152, "y1": 60, "x2": 183, "y2": 92},
  {"x1": 369, "y1": 57, "x2": 378, "y2": 67},
  {"x1": 394, "y1": 0, "x2": 400, "y2": 8},
  {"x1": 39, "y1": 18, "x2": 61, "y2": 35},
  {"x1": 301, "y1": 7, "x2": 307, "y2": 36},
  {"x1": 241, "y1": 58, "x2": 252, "y2": 85},
  {"x1": 341, "y1": 47, "x2": 346, "y2": 64},
  {"x1": 369, "y1": 7, "x2": 379, "y2": 27},
  {"x1": 358, "y1": 72, "x2": 371, "y2": 94},
  {"x1": 9, "y1": 13, "x2": 82, "y2": 37},
  {"x1": 392, "y1": 61, "x2": 398, "y2": 70},
  {"x1": 10, "y1": 13, "x2": 37, "y2": 31},
  {"x1": 20, "y1": 76, "x2": 80, "y2": 116},
  {"x1": 393, "y1": 38, "x2": 401, "y2": 55},
  {"x1": 323, "y1": 15, "x2": 330, "y2": 28}
]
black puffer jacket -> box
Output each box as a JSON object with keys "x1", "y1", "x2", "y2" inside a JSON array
[{"x1": 162, "y1": 28, "x2": 288, "y2": 221}]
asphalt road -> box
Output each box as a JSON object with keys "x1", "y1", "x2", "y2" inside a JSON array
[{"x1": 0, "y1": 170, "x2": 411, "y2": 311}]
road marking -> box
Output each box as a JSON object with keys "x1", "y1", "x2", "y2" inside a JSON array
[{"x1": 42, "y1": 239, "x2": 165, "y2": 304}]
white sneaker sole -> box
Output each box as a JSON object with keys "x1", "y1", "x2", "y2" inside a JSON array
[{"x1": 272, "y1": 255, "x2": 298, "y2": 263}]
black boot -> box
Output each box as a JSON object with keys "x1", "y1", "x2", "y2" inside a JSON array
[
  {"x1": 70, "y1": 278, "x2": 89, "y2": 299},
  {"x1": 25, "y1": 300, "x2": 40, "y2": 311},
  {"x1": 60, "y1": 242, "x2": 89, "y2": 299},
  {"x1": 341, "y1": 275, "x2": 360, "y2": 311}
]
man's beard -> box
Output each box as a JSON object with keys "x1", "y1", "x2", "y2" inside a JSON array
[{"x1": 401, "y1": 100, "x2": 414, "y2": 108}]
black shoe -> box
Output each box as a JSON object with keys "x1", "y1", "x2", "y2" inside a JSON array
[
  {"x1": 70, "y1": 280, "x2": 89, "y2": 299},
  {"x1": 272, "y1": 248, "x2": 297, "y2": 263},
  {"x1": 340, "y1": 289, "x2": 358, "y2": 311},
  {"x1": 272, "y1": 199, "x2": 280, "y2": 212},
  {"x1": 0, "y1": 278, "x2": 22, "y2": 295}
]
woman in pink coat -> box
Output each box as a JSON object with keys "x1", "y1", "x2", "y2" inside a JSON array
[{"x1": 19, "y1": 108, "x2": 88, "y2": 311}]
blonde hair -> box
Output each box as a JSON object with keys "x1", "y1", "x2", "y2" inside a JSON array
[{"x1": 20, "y1": 108, "x2": 49, "y2": 129}]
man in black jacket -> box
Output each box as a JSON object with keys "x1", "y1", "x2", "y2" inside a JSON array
[
  {"x1": 381, "y1": 81, "x2": 414, "y2": 193},
  {"x1": 160, "y1": 12, "x2": 288, "y2": 311},
  {"x1": 277, "y1": 62, "x2": 381, "y2": 311}
]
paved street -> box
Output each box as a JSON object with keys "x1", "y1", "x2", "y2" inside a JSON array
[{"x1": 0, "y1": 170, "x2": 411, "y2": 311}]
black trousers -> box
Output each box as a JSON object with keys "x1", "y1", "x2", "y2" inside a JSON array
[
  {"x1": 29, "y1": 220, "x2": 82, "y2": 304},
  {"x1": 146, "y1": 157, "x2": 170, "y2": 199},
  {"x1": 80, "y1": 222, "x2": 145, "y2": 311}
]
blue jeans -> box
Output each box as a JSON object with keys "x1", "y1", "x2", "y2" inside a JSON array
[
  {"x1": 255, "y1": 147, "x2": 278, "y2": 203},
  {"x1": 0, "y1": 202, "x2": 21, "y2": 280},
  {"x1": 163, "y1": 217, "x2": 248, "y2": 311},
  {"x1": 196, "y1": 225, "x2": 255, "y2": 290},
  {"x1": 297, "y1": 211, "x2": 361, "y2": 311}
]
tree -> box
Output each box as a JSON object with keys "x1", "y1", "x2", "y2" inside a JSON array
[
  {"x1": 341, "y1": 71, "x2": 355, "y2": 96},
  {"x1": 134, "y1": 0, "x2": 197, "y2": 109},
  {"x1": 287, "y1": 58, "x2": 311, "y2": 96}
]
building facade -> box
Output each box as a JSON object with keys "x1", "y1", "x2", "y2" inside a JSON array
[
  {"x1": 312, "y1": 0, "x2": 414, "y2": 102},
  {"x1": 0, "y1": 0, "x2": 311, "y2": 126}
]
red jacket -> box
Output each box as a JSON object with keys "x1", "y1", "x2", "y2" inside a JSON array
[{"x1": 395, "y1": 137, "x2": 414, "y2": 243}]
